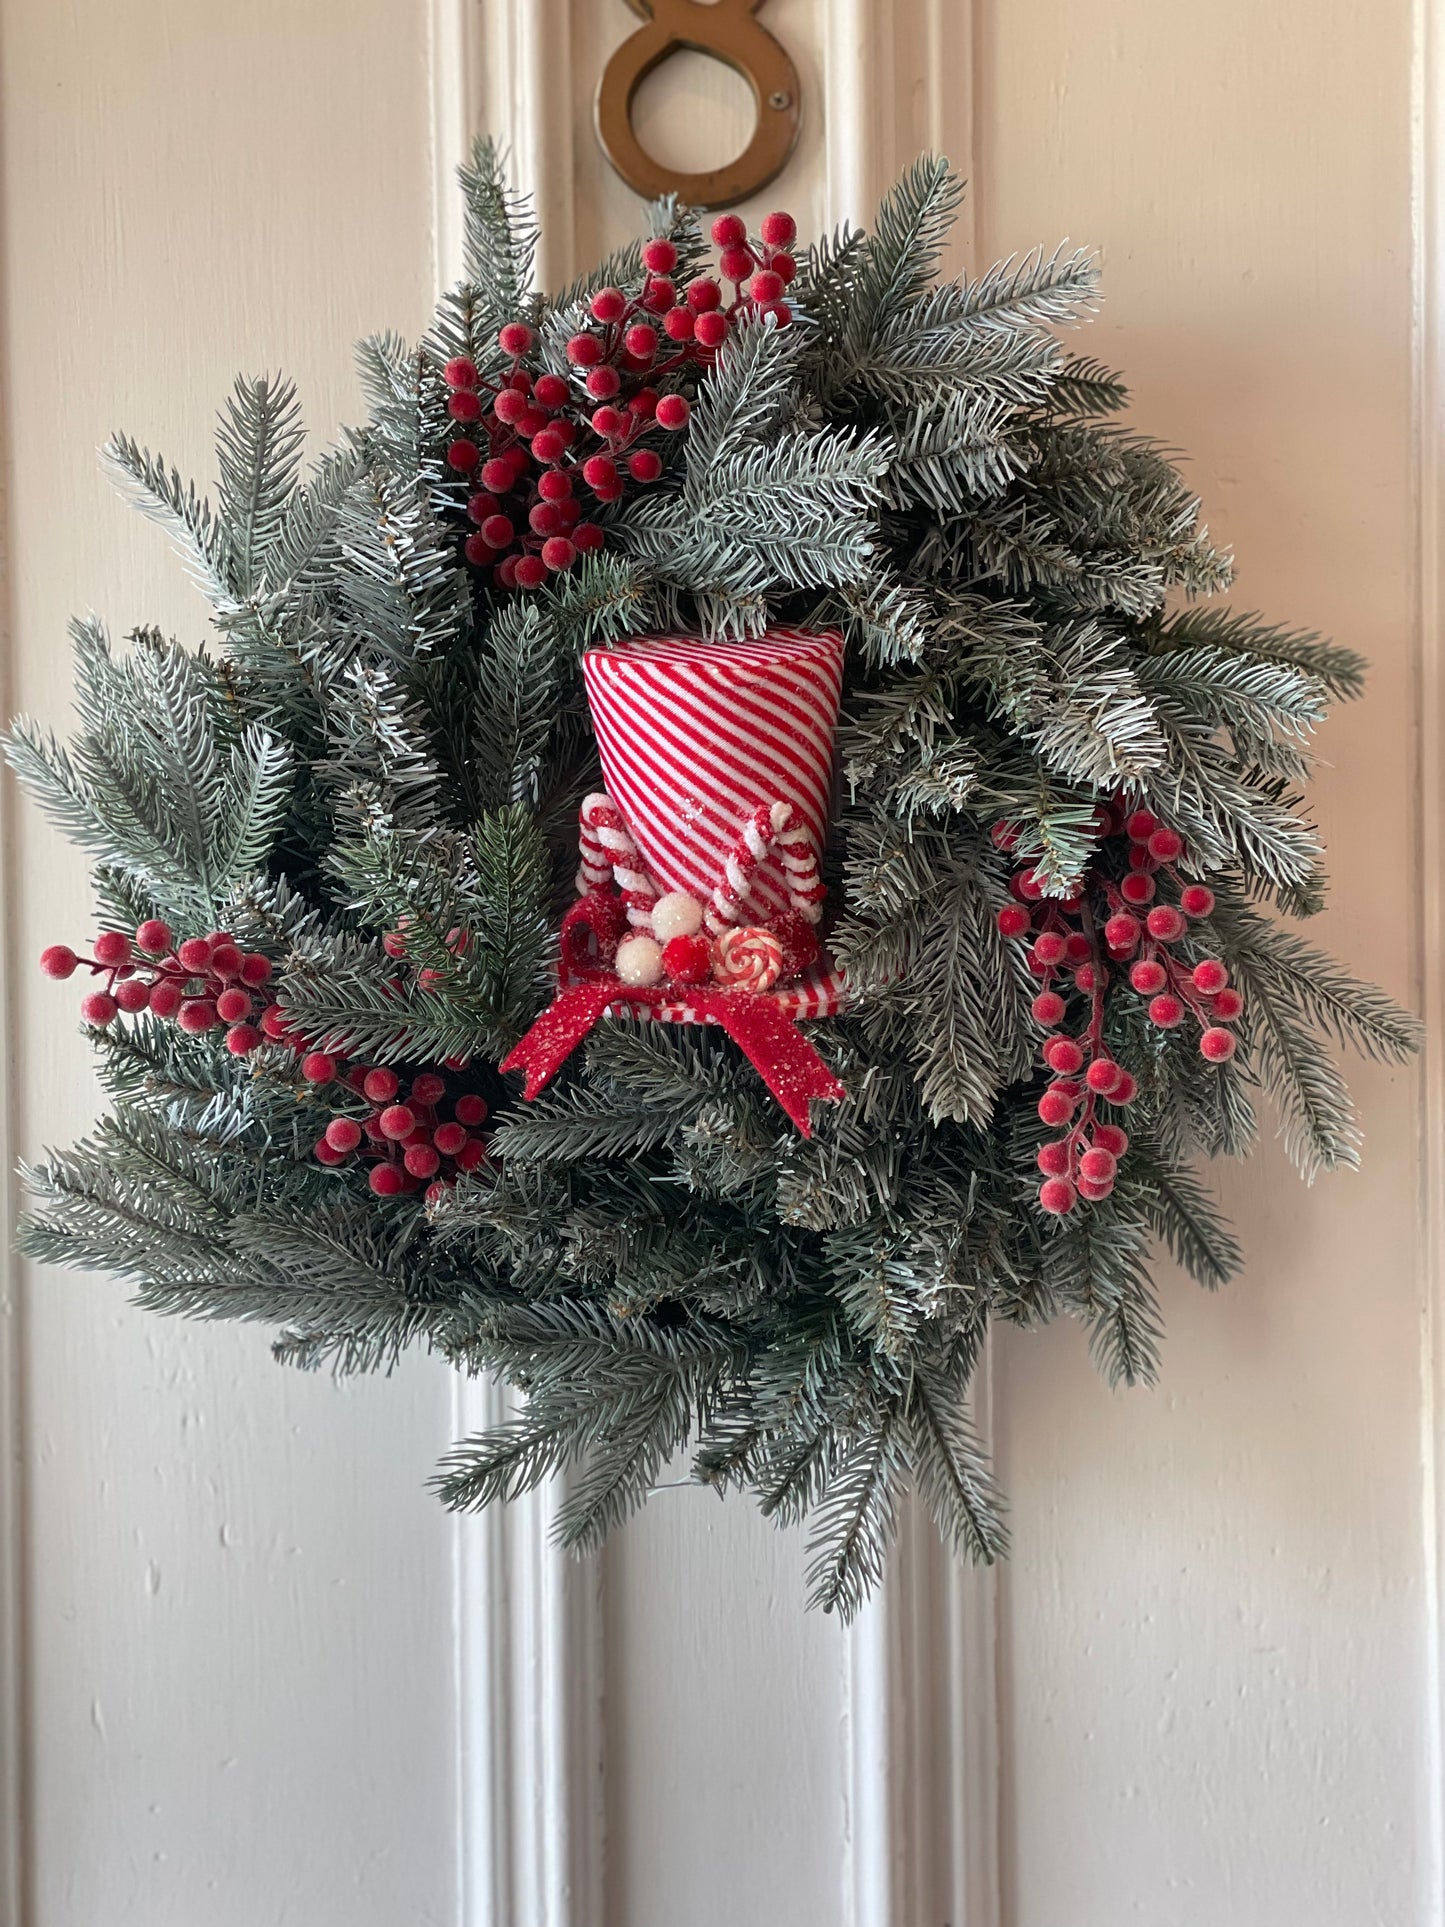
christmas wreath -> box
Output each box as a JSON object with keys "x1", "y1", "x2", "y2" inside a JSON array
[{"x1": 9, "y1": 146, "x2": 1419, "y2": 1614}]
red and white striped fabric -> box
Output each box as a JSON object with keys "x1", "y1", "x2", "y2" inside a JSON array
[{"x1": 581, "y1": 628, "x2": 844, "y2": 923}]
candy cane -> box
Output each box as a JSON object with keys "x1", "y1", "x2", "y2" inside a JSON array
[
  {"x1": 578, "y1": 792, "x2": 660, "y2": 931},
  {"x1": 706, "y1": 801, "x2": 827, "y2": 933}
]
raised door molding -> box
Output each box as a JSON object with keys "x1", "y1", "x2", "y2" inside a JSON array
[{"x1": 429, "y1": 6, "x2": 994, "y2": 1923}]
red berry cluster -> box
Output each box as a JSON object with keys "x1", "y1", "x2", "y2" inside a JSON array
[
  {"x1": 993, "y1": 805, "x2": 1244, "y2": 1218},
  {"x1": 41, "y1": 922, "x2": 275, "y2": 1056},
  {"x1": 442, "y1": 210, "x2": 799, "y2": 591},
  {"x1": 311, "y1": 1064, "x2": 488, "y2": 1202}
]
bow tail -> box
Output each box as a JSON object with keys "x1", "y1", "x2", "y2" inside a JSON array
[{"x1": 702, "y1": 990, "x2": 845, "y2": 1136}]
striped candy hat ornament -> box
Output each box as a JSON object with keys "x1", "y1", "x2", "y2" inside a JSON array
[{"x1": 501, "y1": 629, "x2": 848, "y2": 1133}]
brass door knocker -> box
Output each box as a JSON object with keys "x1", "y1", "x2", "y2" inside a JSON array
[{"x1": 595, "y1": 0, "x2": 801, "y2": 210}]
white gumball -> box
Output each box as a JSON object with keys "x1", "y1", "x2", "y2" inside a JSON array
[
  {"x1": 615, "y1": 934, "x2": 665, "y2": 988},
  {"x1": 651, "y1": 891, "x2": 705, "y2": 942}
]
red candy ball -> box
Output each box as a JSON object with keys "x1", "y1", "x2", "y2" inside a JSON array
[{"x1": 661, "y1": 934, "x2": 712, "y2": 985}]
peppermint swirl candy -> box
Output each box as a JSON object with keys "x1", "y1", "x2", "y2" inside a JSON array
[{"x1": 712, "y1": 925, "x2": 783, "y2": 994}]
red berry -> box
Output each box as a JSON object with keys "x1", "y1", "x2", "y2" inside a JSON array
[
  {"x1": 1192, "y1": 959, "x2": 1229, "y2": 995},
  {"x1": 1085, "y1": 1058, "x2": 1122, "y2": 1095},
  {"x1": 433, "y1": 1121, "x2": 468, "y2": 1157},
  {"x1": 711, "y1": 214, "x2": 747, "y2": 247},
  {"x1": 1213, "y1": 987, "x2": 1244, "y2": 1020},
  {"x1": 314, "y1": 1136, "x2": 347, "y2": 1167},
  {"x1": 1044, "y1": 1036, "x2": 1085, "y2": 1074},
  {"x1": 1031, "y1": 990, "x2": 1066, "y2": 1027},
  {"x1": 404, "y1": 1073, "x2": 443, "y2": 1108},
  {"x1": 591, "y1": 405, "x2": 625, "y2": 439},
  {"x1": 533, "y1": 372, "x2": 569, "y2": 410},
  {"x1": 1077, "y1": 1175, "x2": 1115, "y2": 1203},
  {"x1": 325, "y1": 1117, "x2": 363, "y2": 1154},
  {"x1": 454, "y1": 1093, "x2": 489, "y2": 1127},
  {"x1": 448, "y1": 391, "x2": 482, "y2": 422},
  {"x1": 624, "y1": 324, "x2": 658, "y2": 361},
  {"x1": 1078, "y1": 1147, "x2": 1117, "y2": 1183},
  {"x1": 209, "y1": 942, "x2": 243, "y2": 979},
  {"x1": 1074, "y1": 964, "x2": 1100, "y2": 994},
  {"x1": 529, "y1": 502, "x2": 562, "y2": 537},
  {"x1": 1103, "y1": 914, "x2": 1140, "y2": 952},
  {"x1": 1032, "y1": 931, "x2": 1067, "y2": 966},
  {"x1": 573, "y1": 522, "x2": 605, "y2": 553},
  {"x1": 760, "y1": 211, "x2": 797, "y2": 247},
  {"x1": 93, "y1": 930, "x2": 132, "y2": 967},
  {"x1": 362, "y1": 1068, "x2": 399, "y2": 1103},
  {"x1": 590, "y1": 286, "x2": 627, "y2": 323},
  {"x1": 770, "y1": 253, "x2": 797, "y2": 286},
  {"x1": 662, "y1": 933, "x2": 712, "y2": 984},
  {"x1": 514, "y1": 555, "x2": 548, "y2": 590},
  {"x1": 225, "y1": 1023, "x2": 262, "y2": 1055},
  {"x1": 258, "y1": 1002, "x2": 291, "y2": 1039},
  {"x1": 1180, "y1": 885, "x2": 1216, "y2": 918},
  {"x1": 443, "y1": 355, "x2": 479, "y2": 389},
  {"x1": 215, "y1": 987, "x2": 252, "y2": 1022},
  {"x1": 1124, "y1": 810, "x2": 1158, "y2": 841},
  {"x1": 542, "y1": 472, "x2": 576, "y2": 505},
  {"x1": 1014, "y1": 869, "x2": 1044, "y2": 901},
  {"x1": 1037, "y1": 1140, "x2": 1072, "y2": 1177},
  {"x1": 1145, "y1": 906, "x2": 1185, "y2": 943},
  {"x1": 379, "y1": 1104, "x2": 416, "y2": 1141},
  {"x1": 492, "y1": 388, "x2": 527, "y2": 426},
  {"x1": 1129, "y1": 959, "x2": 1166, "y2": 994},
  {"x1": 720, "y1": 246, "x2": 755, "y2": 283},
  {"x1": 584, "y1": 366, "x2": 621, "y2": 402},
  {"x1": 498, "y1": 322, "x2": 533, "y2": 356},
  {"x1": 1120, "y1": 873, "x2": 1156, "y2": 906},
  {"x1": 643, "y1": 237, "x2": 678, "y2": 273},
  {"x1": 135, "y1": 919, "x2": 173, "y2": 955},
  {"x1": 455, "y1": 1138, "x2": 487, "y2": 1172},
  {"x1": 446, "y1": 439, "x2": 480, "y2": 473},
  {"x1": 1094, "y1": 1123, "x2": 1129, "y2": 1157},
  {"x1": 693, "y1": 311, "x2": 729, "y2": 349},
  {"x1": 1148, "y1": 994, "x2": 1185, "y2": 1029},
  {"x1": 405, "y1": 1143, "x2": 441, "y2": 1179},
  {"x1": 1038, "y1": 1177, "x2": 1077, "y2": 1215},
  {"x1": 114, "y1": 977, "x2": 152, "y2": 1013},
  {"x1": 996, "y1": 906, "x2": 1031, "y2": 938},
  {"x1": 369, "y1": 1162, "x2": 406, "y2": 1197},
  {"x1": 39, "y1": 944, "x2": 78, "y2": 979},
  {"x1": 531, "y1": 427, "x2": 565, "y2": 464},
  {"x1": 1200, "y1": 1027, "x2": 1237, "y2": 1062},
  {"x1": 80, "y1": 990, "x2": 118, "y2": 1026},
  {"x1": 1148, "y1": 828, "x2": 1183, "y2": 862},
  {"x1": 621, "y1": 448, "x2": 659, "y2": 485},
  {"x1": 1110, "y1": 1071, "x2": 1138, "y2": 1106},
  {"x1": 239, "y1": 954, "x2": 272, "y2": 987},
  {"x1": 628, "y1": 388, "x2": 659, "y2": 420},
  {"x1": 464, "y1": 534, "x2": 496, "y2": 568},
  {"x1": 301, "y1": 1050, "x2": 337, "y2": 1082},
  {"x1": 686, "y1": 277, "x2": 723, "y2": 314},
  {"x1": 177, "y1": 998, "x2": 218, "y2": 1033},
  {"x1": 643, "y1": 276, "x2": 676, "y2": 312},
  {"x1": 149, "y1": 980, "x2": 184, "y2": 1019},
  {"x1": 749, "y1": 269, "x2": 784, "y2": 304},
  {"x1": 1062, "y1": 932, "x2": 1092, "y2": 965},
  {"x1": 541, "y1": 537, "x2": 576, "y2": 572},
  {"x1": 1128, "y1": 844, "x2": 1154, "y2": 872},
  {"x1": 663, "y1": 308, "x2": 695, "y2": 342},
  {"x1": 480, "y1": 514, "x2": 514, "y2": 549},
  {"x1": 583, "y1": 455, "x2": 619, "y2": 491},
  {"x1": 480, "y1": 457, "x2": 515, "y2": 493},
  {"x1": 1038, "y1": 1089, "x2": 1075, "y2": 1127},
  {"x1": 566, "y1": 333, "x2": 603, "y2": 366}
]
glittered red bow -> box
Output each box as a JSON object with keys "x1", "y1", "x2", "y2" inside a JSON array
[{"x1": 500, "y1": 976, "x2": 845, "y2": 1135}]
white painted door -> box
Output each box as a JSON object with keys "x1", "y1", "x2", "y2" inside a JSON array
[{"x1": 0, "y1": 2, "x2": 1436, "y2": 1924}]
